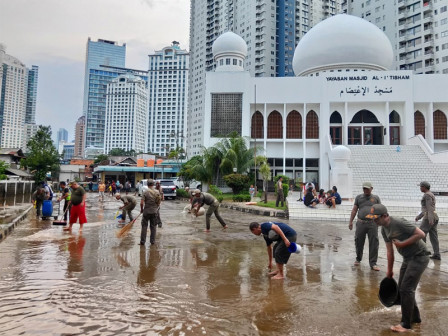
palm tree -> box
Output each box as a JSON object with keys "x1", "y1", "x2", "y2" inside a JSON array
[{"x1": 214, "y1": 131, "x2": 257, "y2": 177}]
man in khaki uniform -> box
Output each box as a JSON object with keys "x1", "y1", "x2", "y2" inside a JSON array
[
  {"x1": 415, "y1": 181, "x2": 440, "y2": 260},
  {"x1": 275, "y1": 177, "x2": 284, "y2": 207},
  {"x1": 192, "y1": 189, "x2": 227, "y2": 232},
  {"x1": 115, "y1": 194, "x2": 137, "y2": 223},
  {"x1": 139, "y1": 179, "x2": 161, "y2": 245}
]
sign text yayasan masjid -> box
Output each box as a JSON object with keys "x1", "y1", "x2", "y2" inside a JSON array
[{"x1": 325, "y1": 74, "x2": 411, "y2": 97}]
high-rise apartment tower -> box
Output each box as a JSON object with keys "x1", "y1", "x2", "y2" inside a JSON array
[
  {"x1": 148, "y1": 41, "x2": 189, "y2": 156},
  {"x1": 347, "y1": 0, "x2": 448, "y2": 74}
]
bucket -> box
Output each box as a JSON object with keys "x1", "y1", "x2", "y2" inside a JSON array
[
  {"x1": 42, "y1": 200, "x2": 53, "y2": 217},
  {"x1": 378, "y1": 277, "x2": 401, "y2": 307},
  {"x1": 288, "y1": 242, "x2": 301, "y2": 254}
]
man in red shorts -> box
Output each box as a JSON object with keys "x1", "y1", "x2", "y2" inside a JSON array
[{"x1": 64, "y1": 181, "x2": 87, "y2": 232}]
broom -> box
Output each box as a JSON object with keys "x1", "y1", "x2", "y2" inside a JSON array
[{"x1": 116, "y1": 213, "x2": 142, "y2": 238}]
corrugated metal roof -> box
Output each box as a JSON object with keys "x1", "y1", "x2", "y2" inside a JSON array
[{"x1": 5, "y1": 168, "x2": 32, "y2": 177}]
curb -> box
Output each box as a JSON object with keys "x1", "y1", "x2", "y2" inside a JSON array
[
  {"x1": 0, "y1": 205, "x2": 34, "y2": 242},
  {"x1": 220, "y1": 202, "x2": 288, "y2": 218}
]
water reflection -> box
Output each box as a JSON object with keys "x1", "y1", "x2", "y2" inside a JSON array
[
  {"x1": 66, "y1": 234, "x2": 86, "y2": 275},
  {"x1": 137, "y1": 246, "x2": 160, "y2": 287}
]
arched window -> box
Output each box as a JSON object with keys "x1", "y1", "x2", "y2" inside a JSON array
[
  {"x1": 251, "y1": 111, "x2": 264, "y2": 138},
  {"x1": 330, "y1": 111, "x2": 342, "y2": 144},
  {"x1": 306, "y1": 110, "x2": 319, "y2": 139},
  {"x1": 434, "y1": 110, "x2": 447, "y2": 140},
  {"x1": 330, "y1": 111, "x2": 342, "y2": 123},
  {"x1": 389, "y1": 110, "x2": 400, "y2": 123},
  {"x1": 286, "y1": 110, "x2": 302, "y2": 139},
  {"x1": 267, "y1": 111, "x2": 283, "y2": 138},
  {"x1": 414, "y1": 111, "x2": 425, "y2": 138},
  {"x1": 350, "y1": 110, "x2": 379, "y2": 123}
]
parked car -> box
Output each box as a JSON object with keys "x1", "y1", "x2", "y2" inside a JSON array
[
  {"x1": 188, "y1": 179, "x2": 202, "y2": 191},
  {"x1": 169, "y1": 177, "x2": 185, "y2": 189},
  {"x1": 158, "y1": 179, "x2": 177, "y2": 199}
]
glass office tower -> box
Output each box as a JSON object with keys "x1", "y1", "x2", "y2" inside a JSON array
[{"x1": 83, "y1": 38, "x2": 126, "y2": 151}]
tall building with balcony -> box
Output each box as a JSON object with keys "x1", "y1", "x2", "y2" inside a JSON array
[
  {"x1": 187, "y1": 0, "x2": 342, "y2": 157},
  {"x1": 148, "y1": 42, "x2": 189, "y2": 156},
  {"x1": 0, "y1": 45, "x2": 28, "y2": 148},
  {"x1": 83, "y1": 38, "x2": 126, "y2": 151},
  {"x1": 104, "y1": 74, "x2": 148, "y2": 154},
  {"x1": 74, "y1": 116, "x2": 86, "y2": 158},
  {"x1": 347, "y1": 0, "x2": 448, "y2": 74}
]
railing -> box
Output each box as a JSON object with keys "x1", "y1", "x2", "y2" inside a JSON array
[{"x1": 0, "y1": 181, "x2": 36, "y2": 206}]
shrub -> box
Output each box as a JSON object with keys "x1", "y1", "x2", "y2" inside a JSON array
[
  {"x1": 223, "y1": 174, "x2": 250, "y2": 194},
  {"x1": 217, "y1": 196, "x2": 224, "y2": 203},
  {"x1": 232, "y1": 194, "x2": 251, "y2": 202},
  {"x1": 177, "y1": 188, "x2": 189, "y2": 198},
  {"x1": 208, "y1": 184, "x2": 223, "y2": 197}
]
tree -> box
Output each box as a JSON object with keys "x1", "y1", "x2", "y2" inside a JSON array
[
  {"x1": 0, "y1": 160, "x2": 8, "y2": 180},
  {"x1": 223, "y1": 173, "x2": 249, "y2": 194},
  {"x1": 107, "y1": 148, "x2": 136, "y2": 157},
  {"x1": 94, "y1": 154, "x2": 109, "y2": 165},
  {"x1": 214, "y1": 132, "x2": 257, "y2": 177},
  {"x1": 168, "y1": 146, "x2": 185, "y2": 172},
  {"x1": 21, "y1": 126, "x2": 60, "y2": 182}
]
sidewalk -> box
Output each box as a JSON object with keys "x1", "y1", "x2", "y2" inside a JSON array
[
  {"x1": 287, "y1": 191, "x2": 448, "y2": 223},
  {"x1": 0, "y1": 204, "x2": 34, "y2": 242}
]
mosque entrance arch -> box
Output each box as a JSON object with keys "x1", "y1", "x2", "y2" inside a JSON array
[{"x1": 348, "y1": 110, "x2": 383, "y2": 145}]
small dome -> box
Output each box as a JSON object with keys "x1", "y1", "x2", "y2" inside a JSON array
[
  {"x1": 212, "y1": 32, "x2": 247, "y2": 59},
  {"x1": 332, "y1": 145, "x2": 351, "y2": 160},
  {"x1": 293, "y1": 14, "x2": 393, "y2": 76}
]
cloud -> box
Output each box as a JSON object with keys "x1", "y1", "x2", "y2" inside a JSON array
[{"x1": 0, "y1": 0, "x2": 190, "y2": 144}]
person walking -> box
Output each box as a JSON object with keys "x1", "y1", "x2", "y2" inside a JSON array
[
  {"x1": 275, "y1": 177, "x2": 284, "y2": 207},
  {"x1": 415, "y1": 181, "x2": 440, "y2": 260},
  {"x1": 367, "y1": 204, "x2": 429, "y2": 333},
  {"x1": 249, "y1": 221, "x2": 297, "y2": 280},
  {"x1": 139, "y1": 179, "x2": 161, "y2": 246},
  {"x1": 64, "y1": 181, "x2": 87, "y2": 232},
  {"x1": 98, "y1": 181, "x2": 106, "y2": 202},
  {"x1": 348, "y1": 182, "x2": 381, "y2": 271},
  {"x1": 115, "y1": 194, "x2": 137, "y2": 224},
  {"x1": 58, "y1": 181, "x2": 71, "y2": 222},
  {"x1": 192, "y1": 189, "x2": 227, "y2": 232}
]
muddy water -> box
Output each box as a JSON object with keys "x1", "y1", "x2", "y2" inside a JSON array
[{"x1": 0, "y1": 194, "x2": 447, "y2": 335}]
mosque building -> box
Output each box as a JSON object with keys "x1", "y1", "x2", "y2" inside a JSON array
[{"x1": 201, "y1": 14, "x2": 448, "y2": 199}]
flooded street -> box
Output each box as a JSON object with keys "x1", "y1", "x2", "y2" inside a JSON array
[{"x1": 0, "y1": 194, "x2": 447, "y2": 336}]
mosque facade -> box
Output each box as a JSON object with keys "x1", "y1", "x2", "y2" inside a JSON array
[{"x1": 201, "y1": 15, "x2": 448, "y2": 193}]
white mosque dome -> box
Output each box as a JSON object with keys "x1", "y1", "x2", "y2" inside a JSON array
[
  {"x1": 212, "y1": 31, "x2": 247, "y2": 59},
  {"x1": 293, "y1": 14, "x2": 393, "y2": 76}
]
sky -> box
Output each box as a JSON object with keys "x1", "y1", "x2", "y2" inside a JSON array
[{"x1": 0, "y1": 0, "x2": 190, "y2": 142}]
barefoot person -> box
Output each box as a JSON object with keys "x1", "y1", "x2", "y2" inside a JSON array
[
  {"x1": 191, "y1": 189, "x2": 227, "y2": 232},
  {"x1": 349, "y1": 182, "x2": 381, "y2": 271},
  {"x1": 249, "y1": 221, "x2": 297, "y2": 280},
  {"x1": 115, "y1": 194, "x2": 137, "y2": 224},
  {"x1": 367, "y1": 204, "x2": 429, "y2": 333},
  {"x1": 64, "y1": 181, "x2": 87, "y2": 232}
]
